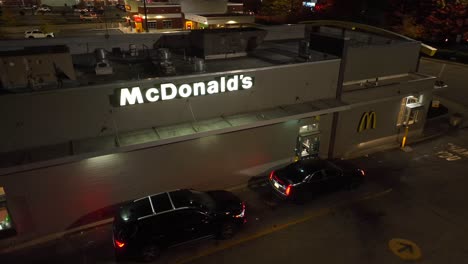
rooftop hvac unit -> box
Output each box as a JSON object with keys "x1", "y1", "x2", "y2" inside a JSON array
[
  {"x1": 94, "y1": 48, "x2": 113, "y2": 75},
  {"x1": 129, "y1": 44, "x2": 138, "y2": 57},
  {"x1": 298, "y1": 40, "x2": 312, "y2": 60},
  {"x1": 153, "y1": 48, "x2": 175, "y2": 75},
  {"x1": 192, "y1": 57, "x2": 206, "y2": 73},
  {"x1": 158, "y1": 48, "x2": 171, "y2": 61}
]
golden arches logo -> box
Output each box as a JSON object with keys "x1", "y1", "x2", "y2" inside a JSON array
[{"x1": 358, "y1": 111, "x2": 376, "y2": 132}]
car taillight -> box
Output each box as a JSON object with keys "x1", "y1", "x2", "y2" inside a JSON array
[
  {"x1": 115, "y1": 239, "x2": 125, "y2": 248},
  {"x1": 359, "y1": 169, "x2": 365, "y2": 176},
  {"x1": 234, "y1": 202, "x2": 246, "y2": 218},
  {"x1": 269, "y1": 170, "x2": 275, "y2": 180},
  {"x1": 285, "y1": 185, "x2": 292, "y2": 196}
]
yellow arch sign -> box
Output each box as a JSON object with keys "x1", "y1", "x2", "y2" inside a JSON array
[
  {"x1": 358, "y1": 111, "x2": 376, "y2": 132},
  {"x1": 388, "y1": 238, "x2": 422, "y2": 260}
]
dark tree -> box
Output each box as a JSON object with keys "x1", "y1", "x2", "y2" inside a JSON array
[{"x1": 424, "y1": 0, "x2": 467, "y2": 42}]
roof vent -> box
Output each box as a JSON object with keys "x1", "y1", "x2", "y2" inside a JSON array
[
  {"x1": 129, "y1": 44, "x2": 138, "y2": 57},
  {"x1": 94, "y1": 48, "x2": 113, "y2": 75},
  {"x1": 192, "y1": 57, "x2": 206, "y2": 73},
  {"x1": 153, "y1": 48, "x2": 175, "y2": 75},
  {"x1": 298, "y1": 40, "x2": 312, "y2": 61}
]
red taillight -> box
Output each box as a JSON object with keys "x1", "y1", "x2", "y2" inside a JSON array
[
  {"x1": 235, "y1": 202, "x2": 246, "y2": 218},
  {"x1": 285, "y1": 185, "x2": 292, "y2": 196},
  {"x1": 269, "y1": 170, "x2": 275, "y2": 180},
  {"x1": 115, "y1": 239, "x2": 125, "y2": 248}
]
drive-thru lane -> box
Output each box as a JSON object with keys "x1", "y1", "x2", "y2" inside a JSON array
[{"x1": 1, "y1": 129, "x2": 468, "y2": 264}]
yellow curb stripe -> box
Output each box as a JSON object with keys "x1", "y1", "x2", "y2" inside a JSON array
[
  {"x1": 176, "y1": 188, "x2": 393, "y2": 264},
  {"x1": 176, "y1": 208, "x2": 331, "y2": 264}
]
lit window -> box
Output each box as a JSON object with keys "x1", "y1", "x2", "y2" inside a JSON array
[
  {"x1": 397, "y1": 95, "x2": 424, "y2": 126},
  {"x1": 0, "y1": 187, "x2": 16, "y2": 238},
  {"x1": 162, "y1": 20, "x2": 172, "y2": 29},
  {"x1": 147, "y1": 21, "x2": 157, "y2": 29}
]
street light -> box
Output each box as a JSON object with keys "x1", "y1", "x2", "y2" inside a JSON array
[{"x1": 143, "y1": 0, "x2": 149, "y2": 32}]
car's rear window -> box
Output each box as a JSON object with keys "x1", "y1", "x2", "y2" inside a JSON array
[
  {"x1": 150, "y1": 193, "x2": 173, "y2": 213},
  {"x1": 169, "y1": 190, "x2": 191, "y2": 208},
  {"x1": 132, "y1": 197, "x2": 153, "y2": 218},
  {"x1": 169, "y1": 190, "x2": 215, "y2": 211}
]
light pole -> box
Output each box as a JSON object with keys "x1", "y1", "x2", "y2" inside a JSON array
[{"x1": 143, "y1": 0, "x2": 149, "y2": 32}]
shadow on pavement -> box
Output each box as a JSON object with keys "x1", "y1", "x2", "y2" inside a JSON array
[{"x1": 66, "y1": 201, "x2": 127, "y2": 230}]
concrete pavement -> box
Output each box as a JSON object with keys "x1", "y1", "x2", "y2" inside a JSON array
[
  {"x1": 2, "y1": 128, "x2": 468, "y2": 263},
  {"x1": 419, "y1": 58, "x2": 468, "y2": 128}
]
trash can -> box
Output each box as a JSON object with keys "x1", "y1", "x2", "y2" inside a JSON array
[{"x1": 449, "y1": 113, "x2": 463, "y2": 127}]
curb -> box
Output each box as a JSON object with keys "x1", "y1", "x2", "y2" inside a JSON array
[{"x1": 421, "y1": 57, "x2": 468, "y2": 67}]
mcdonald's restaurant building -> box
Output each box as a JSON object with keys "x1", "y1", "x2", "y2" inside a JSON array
[{"x1": 0, "y1": 24, "x2": 436, "y2": 241}]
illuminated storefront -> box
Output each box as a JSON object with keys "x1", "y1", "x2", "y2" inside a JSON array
[
  {"x1": 0, "y1": 187, "x2": 15, "y2": 239},
  {"x1": 0, "y1": 22, "x2": 437, "y2": 242}
]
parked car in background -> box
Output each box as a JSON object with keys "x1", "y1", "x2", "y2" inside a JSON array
[
  {"x1": 21, "y1": 5, "x2": 37, "y2": 10},
  {"x1": 36, "y1": 6, "x2": 51, "y2": 12},
  {"x1": 80, "y1": 13, "x2": 99, "y2": 21},
  {"x1": 24, "y1": 29, "x2": 54, "y2": 38},
  {"x1": 116, "y1": 4, "x2": 126, "y2": 11},
  {"x1": 74, "y1": 7, "x2": 88, "y2": 13},
  {"x1": 113, "y1": 189, "x2": 246, "y2": 261},
  {"x1": 269, "y1": 158, "x2": 365, "y2": 201}
]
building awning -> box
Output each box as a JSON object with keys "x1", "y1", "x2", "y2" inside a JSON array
[
  {"x1": 184, "y1": 13, "x2": 255, "y2": 25},
  {"x1": 140, "y1": 13, "x2": 182, "y2": 19},
  {"x1": 0, "y1": 98, "x2": 348, "y2": 175}
]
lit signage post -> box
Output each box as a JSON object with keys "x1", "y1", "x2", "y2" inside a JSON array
[{"x1": 114, "y1": 74, "x2": 254, "y2": 107}]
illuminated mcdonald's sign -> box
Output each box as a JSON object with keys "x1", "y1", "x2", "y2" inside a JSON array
[{"x1": 358, "y1": 111, "x2": 376, "y2": 132}]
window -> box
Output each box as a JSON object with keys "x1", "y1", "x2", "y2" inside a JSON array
[
  {"x1": 397, "y1": 95, "x2": 424, "y2": 126},
  {"x1": 147, "y1": 21, "x2": 157, "y2": 29},
  {"x1": 133, "y1": 197, "x2": 153, "y2": 218},
  {"x1": 0, "y1": 187, "x2": 16, "y2": 239},
  {"x1": 162, "y1": 20, "x2": 172, "y2": 29},
  {"x1": 297, "y1": 135, "x2": 320, "y2": 158},
  {"x1": 151, "y1": 193, "x2": 173, "y2": 213}
]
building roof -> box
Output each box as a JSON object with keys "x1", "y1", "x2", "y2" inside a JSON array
[{"x1": 0, "y1": 45, "x2": 70, "y2": 57}]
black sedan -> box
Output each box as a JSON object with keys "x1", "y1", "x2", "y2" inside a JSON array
[
  {"x1": 113, "y1": 189, "x2": 246, "y2": 262},
  {"x1": 269, "y1": 159, "x2": 365, "y2": 201}
]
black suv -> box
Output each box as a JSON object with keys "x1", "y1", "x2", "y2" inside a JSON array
[
  {"x1": 113, "y1": 189, "x2": 246, "y2": 261},
  {"x1": 269, "y1": 159, "x2": 365, "y2": 201}
]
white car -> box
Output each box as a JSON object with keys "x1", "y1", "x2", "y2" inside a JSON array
[
  {"x1": 24, "y1": 29, "x2": 55, "y2": 39},
  {"x1": 37, "y1": 7, "x2": 51, "y2": 12},
  {"x1": 80, "y1": 13, "x2": 99, "y2": 21},
  {"x1": 74, "y1": 8, "x2": 88, "y2": 13}
]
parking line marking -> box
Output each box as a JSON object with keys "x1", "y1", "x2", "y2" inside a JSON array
[{"x1": 176, "y1": 188, "x2": 393, "y2": 264}]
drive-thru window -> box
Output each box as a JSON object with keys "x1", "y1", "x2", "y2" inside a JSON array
[
  {"x1": 397, "y1": 95, "x2": 424, "y2": 126},
  {"x1": 296, "y1": 120, "x2": 320, "y2": 159}
]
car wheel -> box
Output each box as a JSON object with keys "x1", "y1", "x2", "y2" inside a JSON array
[
  {"x1": 46, "y1": 35, "x2": 52, "y2": 38},
  {"x1": 292, "y1": 193, "x2": 305, "y2": 205},
  {"x1": 114, "y1": 250, "x2": 126, "y2": 262},
  {"x1": 140, "y1": 243, "x2": 160, "y2": 262},
  {"x1": 218, "y1": 221, "x2": 236, "y2": 240},
  {"x1": 348, "y1": 180, "x2": 360, "y2": 190}
]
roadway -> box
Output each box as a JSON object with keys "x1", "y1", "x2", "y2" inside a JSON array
[{"x1": 1, "y1": 128, "x2": 468, "y2": 263}]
